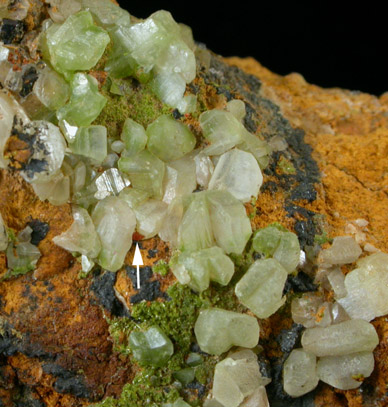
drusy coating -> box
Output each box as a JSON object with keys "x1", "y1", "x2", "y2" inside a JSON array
[{"x1": 129, "y1": 326, "x2": 174, "y2": 367}]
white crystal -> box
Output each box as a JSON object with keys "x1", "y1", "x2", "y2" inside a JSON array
[
  {"x1": 158, "y1": 197, "x2": 184, "y2": 247},
  {"x1": 94, "y1": 168, "x2": 130, "y2": 199},
  {"x1": 81, "y1": 255, "x2": 94, "y2": 273},
  {"x1": 239, "y1": 386, "x2": 269, "y2": 407},
  {"x1": 319, "y1": 236, "x2": 362, "y2": 266},
  {"x1": 208, "y1": 149, "x2": 263, "y2": 203},
  {"x1": 134, "y1": 199, "x2": 168, "y2": 239},
  {"x1": 32, "y1": 171, "x2": 70, "y2": 205},
  {"x1": 317, "y1": 352, "x2": 374, "y2": 390},
  {"x1": 283, "y1": 349, "x2": 319, "y2": 397},
  {"x1": 152, "y1": 72, "x2": 186, "y2": 109},
  {"x1": 327, "y1": 268, "x2": 347, "y2": 298},
  {"x1": 193, "y1": 150, "x2": 214, "y2": 188}
]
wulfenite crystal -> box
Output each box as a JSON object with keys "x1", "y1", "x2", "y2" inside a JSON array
[
  {"x1": 170, "y1": 246, "x2": 234, "y2": 292},
  {"x1": 53, "y1": 206, "x2": 101, "y2": 258},
  {"x1": 43, "y1": 10, "x2": 110, "y2": 75},
  {"x1": 235, "y1": 258, "x2": 288, "y2": 319},
  {"x1": 317, "y1": 351, "x2": 374, "y2": 390},
  {"x1": 283, "y1": 349, "x2": 319, "y2": 397},
  {"x1": 147, "y1": 115, "x2": 196, "y2": 162},
  {"x1": 91, "y1": 196, "x2": 136, "y2": 271},
  {"x1": 129, "y1": 325, "x2": 174, "y2": 367},
  {"x1": 301, "y1": 319, "x2": 379, "y2": 357},
  {"x1": 194, "y1": 308, "x2": 260, "y2": 355}
]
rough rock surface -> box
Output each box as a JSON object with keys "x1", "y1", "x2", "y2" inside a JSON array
[{"x1": 1, "y1": 4, "x2": 388, "y2": 407}]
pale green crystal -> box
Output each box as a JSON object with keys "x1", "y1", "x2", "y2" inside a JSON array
[
  {"x1": 121, "y1": 118, "x2": 147, "y2": 157},
  {"x1": 0, "y1": 213, "x2": 8, "y2": 251},
  {"x1": 194, "y1": 308, "x2": 260, "y2": 355},
  {"x1": 338, "y1": 252, "x2": 388, "y2": 321},
  {"x1": 151, "y1": 72, "x2": 186, "y2": 109},
  {"x1": 57, "y1": 73, "x2": 107, "y2": 127},
  {"x1": 91, "y1": 196, "x2": 136, "y2": 271},
  {"x1": 32, "y1": 171, "x2": 70, "y2": 206},
  {"x1": 301, "y1": 319, "x2": 379, "y2": 357},
  {"x1": 81, "y1": 0, "x2": 130, "y2": 28},
  {"x1": 235, "y1": 258, "x2": 288, "y2": 319},
  {"x1": 147, "y1": 115, "x2": 196, "y2": 162},
  {"x1": 252, "y1": 226, "x2": 282, "y2": 257},
  {"x1": 213, "y1": 350, "x2": 270, "y2": 407},
  {"x1": 283, "y1": 349, "x2": 319, "y2": 397},
  {"x1": 94, "y1": 168, "x2": 130, "y2": 199},
  {"x1": 118, "y1": 187, "x2": 149, "y2": 209},
  {"x1": 226, "y1": 99, "x2": 246, "y2": 121},
  {"x1": 173, "y1": 368, "x2": 195, "y2": 386},
  {"x1": 44, "y1": 11, "x2": 110, "y2": 75},
  {"x1": 69, "y1": 125, "x2": 107, "y2": 164},
  {"x1": 133, "y1": 199, "x2": 168, "y2": 239},
  {"x1": 208, "y1": 148, "x2": 263, "y2": 203},
  {"x1": 317, "y1": 352, "x2": 374, "y2": 390},
  {"x1": 273, "y1": 231, "x2": 300, "y2": 273},
  {"x1": 53, "y1": 206, "x2": 101, "y2": 258},
  {"x1": 238, "y1": 129, "x2": 271, "y2": 168},
  {"x1": 158, "y1": 197, "x2": 184, "y2": 247},
  {"x1": 118, "y1": 149, "x2": 165, "y2": 199},
  {"x1": 129, "y1": 325, "x2": 174, "y2": 367},
  {"x1": 193, "y1": 150, "x2": 214, "y2": 188},
  {"x1": 162, "y1": 398, "x2": 191, "y2": 407},
  {"x1": 170, "y1": 246, "x2": 234, "y2": 292}
]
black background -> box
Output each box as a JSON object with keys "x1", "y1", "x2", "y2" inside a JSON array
[{"x1": 119, "y1": 2, "x2": 387, "y2": 96}]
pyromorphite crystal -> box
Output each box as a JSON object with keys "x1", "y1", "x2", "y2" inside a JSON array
[
  {"x1": 129, "y1": 326, "x2": 174, "y2": 367},
  {"x1": 194, "y1": 308, "x2": 260, "y2": 355},
  {"x1": 146, "y1": 115, "x2": 196, "y2": 162},
  {"x1": 133, "y1": 199, "x2": 168, "y2": 239},
  {"x1": 235, "y1": 258, "x2": 288, "y2": 319},
  {"x1": 53, "y1": 206, "x2": 101, "y2": 258},
  {"x1": 119, "y1": 187, "x2": 149, "y2": 209},
  {"x1": 43, "y1": 10, "x2": 110, "y2": 75},
  {"x1": 170, "y1": 246, "x2": 235, "y2": 292},
  {"x1": 118, "y1": 149, "x2": 165, "y2": 199},
  {"x1": 319, "y1": 236, "x2": 362, "y2": 266},
  {"x1": 82, "y1": 0, "x2": 131, "y2": 28},
  {"x1": 317, "y1": 352, "x2": 375, "y2": 390},
  {"x1": 91, "y1": 196, "x2": 136, "y2": 271},
  {"x1": 208, "y1": 149, "x2": 263, "y2": 203},
  {"x1": 212, "y1": 350, "x2": 270, "y2": 407},
  {"x1": 69, "y1": 125, "x2": 107, "y2": 164},
  {"x1": 162, "y1": 398, "x2": 191, "y2": 407},
  {"x1": 57, "y1": 73, "x2": 107, "y2": 127},
  {"x1": 301, "y1": 319, "x2": 379, "y2": 357},
  {"x1": 252, "y1": 226, "x2": 282, "y2": 257},
  {"x1": 120, "y1": 118, "x2": 147, "y2": 157}
]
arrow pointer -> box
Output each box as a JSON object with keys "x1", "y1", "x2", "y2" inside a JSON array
[{"x1": 132, "y1": 243, "x2": 144, "y2": 289}]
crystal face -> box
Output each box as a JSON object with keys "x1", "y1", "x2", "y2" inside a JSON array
[
  {"x1": 121, "y1": 118, "x2": 147, "y2": 157},
  {"x1": 194, "y1": 308, "x2": 260, "y2": 355},
  {"x1": 129, "y1": 325, "x2": 174, "y2": 367},
  {"x1": 69, "y1": 125, "x2": 107, "y2": 164},
  {"x1": 0, "y1": 213, "x2": 8, "y2": 251}
]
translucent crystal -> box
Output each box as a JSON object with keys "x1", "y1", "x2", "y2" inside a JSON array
[
  {"x1": 170, "y1": 246, "x2": 234, "y2": 292},
  {"x1": 81, "y1": 255, "x2": 94, "y2": 273},
  {"x1": 121, "y1": 118, "x2": 147, "y2": 157},
  {"x1": 273, "y1": 231, "x2": 300, "y2": 273},
  {"x1": 163, "y1": 155, "x2": 197, "y2": 204},
  {"x1": 291, "y1": 293, "x2": 332, "y2": 328},
  {"x1": 133, "y1": 199, "x2": 168, "y2": 239},
  {"x1": 252, "y1": 226, "x2": 282, "y2": 257},
  {"x1": 32, "y1": 171, "x2": 70, "y2": 205},
  {"x1": 330, "y1": 302, "x2": 350, "y2": 325},
  {"x1": 147, "y1": 115, "x2": 196, "y2": 162},
  {"x1": 110, "y1": 140, "x2": 125, "y2": 154},
  {"x1": 81, "y1": 0, "x2": 130, "y2": 28},
  {"x1": 0, "y1": 213, "x2": 8, "y2": 251},
  {"x1": 158, "y1": 197, "x2": 184, "y2": 247},
  {"x1": 226, "y1": 99, "x2": 246, "y2": 122},
  {"x1": 53, "y1": 206, "x2": 101, "y2": 258},
  {"x1": 57, "y1": 73, "x2": 107, "y2": 127},
  {"x1": 194, "y1": 308, "x2": 260, "y2": 355},
  {"x1": 129, "y1": 325, "x2": 174, "y2": 367},
  {"x1": 176, "y1": 94, "x2": 197, "y2": 114},
  {"x1": 301, "y1": 319, "x2": 379, "y2": 357},
  {"x1": 91, "y1": 196, "x2": 136, "y2": 271},
  {"x1": 208, "y1": 149, "x2": 263, "y2": 203},
  {"x1": 213, "y1": 350, "x2": 269, "y2": 407},
  {"x1": 207, "y1": 190, "x2": 252, "y2": 255},
  {"x1": 194, "y1": 150, "x2": 214, "y2": 188},
  {"x1": 319, "y1": 236, "x2": 362, "y2": 266},
  {"x1": 44, "y1": 11, "x2": 110, "y2": 74},
  {"x1": 238, "y1": 130, "x2": 270, "y2": 167},
  {"x1": 118, "y1": 149, "x2": 165, "y2": 199},
  {"x1": 338, "y1": 252, "x2": 388, "y2": 321},
  {"x1": 17, "y1": 120, "x2": 66, "y2": 184},
  {"x1": 69, "y1": 125, "x2": 107, "y2": 164},
  {"x1": 283, "y1": 349, "x2": 319, "y2": 397},
  {"x1": 317, "y1": 352, "x2": 374, "y2": 390},
  {"x1": 94, "y1": 168, "x2": 130, "y2": 199},
  {"x1": 173, "y1": 367, "x2": 195, "y2": 385},
  {"x1": 118, "y1": 187, "x2": 149, "y2": 209},
  {"x1": 162, "y1": 398, "x2": 191, "y2": 407},
  {"x1": 327, "y1": 268, "x2": 347, "y2": 298},
  {"x1": 239, "y1": 387, "x2": 269, "y2": 407},
  {"x1": 235, "y1": 258, "x2": 288, "y2": 318},
  {"x1": 200, "y1": 110, "x2": 244, "y2": 155},
  {"x1": 47, "y1": 0, "x2": 82, "y2": 23}
]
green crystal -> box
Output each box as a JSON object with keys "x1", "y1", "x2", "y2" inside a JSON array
[
  {"x1": 118, "y1": 150, "x2": 165, "y2": 199},
  {"x1": 146, "y1": 115, "x2": 196, "y2": 162},
  {"x1": 57, "y1": 73, "x2": 107, "y2": 126},
  {"x1": 194, "y1": 308, "x2": 260, "y2": 355},
  {"x1": 170, "y1": 246, "x2": 234, "y2": 292},
  {"x1": 82, "y1": 0, "x2": 130, "y2": 29},
  {"x1": 186, "y1": 352, "x2": 203, "y2": 367},
  {"x1": 173, "y1": 368, "x2": 195, "y2": 385},
  {"x1": 121, "y1": 118, "x2": 147, "y2": 157},
  {"x1": 69, "y1": 125, "x2": 107, "y2": 164},
  {"x1": 252, "y1": 226, "x2": 282, "y2": 257},
  {"x1": 118, "y1": 187, "x2": 150, "y2": 209},
  {"x1": 162, "y1": 398, "x2": 191, "y2": 407},
  {"x1": 129, "y1": 325, "x2": 174, "y2": 367},
  {"x1": 235, "y1": 258, "x2": 288, "y2": 318},
  {"x1": 44, "y1": 11, "x2": 110, "y2": 75}
]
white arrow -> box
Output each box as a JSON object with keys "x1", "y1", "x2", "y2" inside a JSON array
[{"x1": 132, "y1": 243, "x2": 144, "y2": 289}]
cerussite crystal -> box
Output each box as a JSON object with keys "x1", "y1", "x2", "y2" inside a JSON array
[
  {"x1": 317, "y1": 352, "x2": 375, "y2": 390},
  {"x1": 194, "y1": 308, "x2": 260, "y2": 355},
  {"x1": 301, "y1": 319, "x2": 379, "y2": 357},
  {"x1": 283, "y1": 349, "x2": 319, "y2": 397},
  {"x1": 129, "y1": 326, "x2": 174, "y2": 367},
  {"x1": 235, "y1": 258, "x2": 288, "y2": 319}
]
